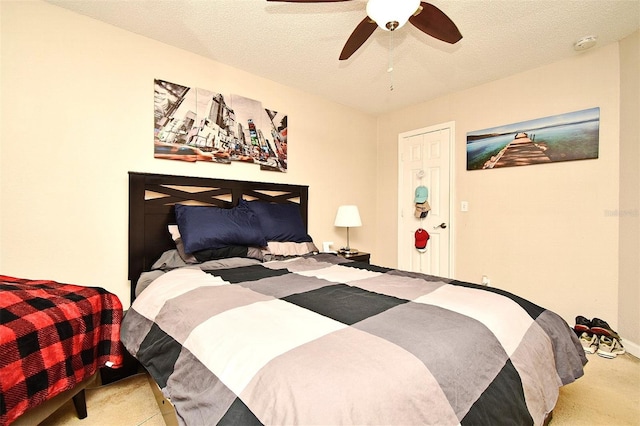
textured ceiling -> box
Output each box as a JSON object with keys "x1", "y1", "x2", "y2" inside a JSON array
[{"x1": 47, "y1": 0, "x2": 639, "y2": 116}]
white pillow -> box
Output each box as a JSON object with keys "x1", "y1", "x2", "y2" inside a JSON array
[{"x1": 266, "y1": 241, "x2": 318, "y2": 257}]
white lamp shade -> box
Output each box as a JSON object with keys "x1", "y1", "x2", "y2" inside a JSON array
[
  {"x1": 334, "y1": 205, "x2": 362, "y2": 227},
  {"x1": 366, "y1": 0, "x2": 420, "y2": 31}
]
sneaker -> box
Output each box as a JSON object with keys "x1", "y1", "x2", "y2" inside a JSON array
[
  {"x1": 579, "y1": 332, "x2": 599, "y2": 354},
  {"x1": 596, "y1": 335, "x2": 625, "y2": 359},
  {"x1": 590, "y1": 317, "x2": 620, "y2": 339},
  {"x1": 574, "y1": 316, "x2": 592, "y2": 335}
]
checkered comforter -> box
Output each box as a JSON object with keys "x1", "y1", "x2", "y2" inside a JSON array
[
  {"x1": 0, "y1": 275, "x2": 123, "y2": 425},
  {"x1": 122, "y1": 254, "x2": 586, "y2": 426}
]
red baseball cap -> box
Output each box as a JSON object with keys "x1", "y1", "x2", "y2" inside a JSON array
[{"x1": 415, "y1": 228, "x2": 430, "y2": 250}]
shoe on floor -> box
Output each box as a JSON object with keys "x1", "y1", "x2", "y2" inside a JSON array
[
  {"x1": 590, "y1": 317, "x2": 620, "y2": 339},
  {"x1": 597, "y1": 335, "x2": 625, "y2": 359},
  {"x1": 579, "y1": 332, "x2": 599, "y2": 354},
  {"x1": 574, "y1": 315, "x2": 592, "y2": 335}
]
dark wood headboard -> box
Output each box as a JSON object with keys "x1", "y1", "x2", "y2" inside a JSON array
[{"x1": 128, "y1": 172, "x2": 309, "y2": 301}]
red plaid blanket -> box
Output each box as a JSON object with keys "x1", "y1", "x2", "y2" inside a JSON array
[{"x1": 0, "y1": 275, "x2": 123, "y2": 425}]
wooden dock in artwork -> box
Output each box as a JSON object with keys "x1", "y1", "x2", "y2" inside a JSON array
[{"x1": 483, "y1": 133, "x2": 551, "y2": 169}]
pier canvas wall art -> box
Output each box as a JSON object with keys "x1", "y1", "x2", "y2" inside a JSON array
[
  {"x1": 153, "y1": 79, "x2": 288, "y2": 172},
  {"x1": 466, "y1": 107, "x2": 600, "y2": 170}
]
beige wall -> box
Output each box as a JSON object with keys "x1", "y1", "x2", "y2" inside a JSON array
[
  {"x1": 618, "y1": 31, "x2": 639, "y2": 346},
  {"x1": 375, "y1": 43, "x2": 628, "y2": 337},
  {"x1": 0, "y1": 1, "x2": 377, "y2": 306}
]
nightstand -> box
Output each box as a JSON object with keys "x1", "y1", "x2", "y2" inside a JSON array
[{"x1": 338, "y1": 251, "x2": 370, "y2": 263}]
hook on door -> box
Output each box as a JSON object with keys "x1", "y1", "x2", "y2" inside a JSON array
[{"x1": 434, "y1": 222, "x2": 447, "y2": 229}]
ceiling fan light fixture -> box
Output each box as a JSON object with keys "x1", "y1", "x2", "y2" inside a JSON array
[{"x1": 366, "y1": 0, "x2": 420, "y2": 31}]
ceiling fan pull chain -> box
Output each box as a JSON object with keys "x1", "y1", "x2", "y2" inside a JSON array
[{"x1": 388, "y1": 30, "x2": 394, "y2": 91}]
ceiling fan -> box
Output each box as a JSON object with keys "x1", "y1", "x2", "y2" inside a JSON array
[{"x1": 267, "y1": 0, "x2": 462, "y2": 60}]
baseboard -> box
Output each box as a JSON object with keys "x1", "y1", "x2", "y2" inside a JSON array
[{"x1": 621, "y1": 336, "x2": 640, "y2": 358}]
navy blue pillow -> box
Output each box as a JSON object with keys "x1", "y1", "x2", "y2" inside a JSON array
[
  {"x1": 175, "y1": 203, "x2": 267, "y2": 254},
  {"x1": 244, "y1": 200, "x2": 312, "y2": 243}
]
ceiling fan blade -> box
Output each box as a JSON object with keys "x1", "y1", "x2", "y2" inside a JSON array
[
  {"x1": 409, "y1": 2, "x2": 462, "y2": 44},
  {"x1": 266, "y1": 0, "x2": 351, "y2": 3},
  {"x1": 339, "y1": 17, "x2": 377, "y2": 60}
]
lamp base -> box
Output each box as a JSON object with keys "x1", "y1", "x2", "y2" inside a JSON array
[{"x1": 340, "y1": 247, "x2": 358, "y2": 255}]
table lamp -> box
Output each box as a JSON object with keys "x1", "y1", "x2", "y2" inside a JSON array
[{"x1": 334, "y1": 205, "x2": 362, "y2": 254}]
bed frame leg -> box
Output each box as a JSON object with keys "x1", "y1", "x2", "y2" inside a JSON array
[{"x1": 72, "y1": 390, "x2": 88, "y2": 419}]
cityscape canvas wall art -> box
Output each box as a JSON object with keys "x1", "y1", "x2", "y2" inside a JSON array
[
  {"x1": 153, "y1": 79, "x2": 288, "y2": 172},
  {"x1": 466, "y1": 107, "x2": 600, "y2": 170}
]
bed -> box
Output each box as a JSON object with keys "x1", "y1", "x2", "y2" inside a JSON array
[
  {"x1": 121, "y1": 171, "x2": 586, "y2": 425},
  {"x1": 0, "y1": 275, "x2": 124, "y2": 426}
]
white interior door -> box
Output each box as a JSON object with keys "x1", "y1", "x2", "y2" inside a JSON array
[{"x1": 397, "y1": 123, "x2": 453, "y2": 277}]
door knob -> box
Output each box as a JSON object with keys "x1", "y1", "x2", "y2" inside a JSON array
[{"x1": 434, "y1": 222, "x2": 447, "y2": 229}]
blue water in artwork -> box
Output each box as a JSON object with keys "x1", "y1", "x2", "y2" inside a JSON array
[
  {"x1": 466, "y1": 134, "x2": 513, "y2": 170},
  {"x1": 535, "y1": 121, "x2": 599, "y2": 161},
  {"x1": 466, "y1": 119, "x2": 599, "y2": 170}
]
